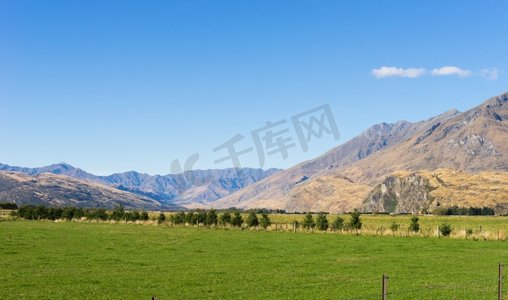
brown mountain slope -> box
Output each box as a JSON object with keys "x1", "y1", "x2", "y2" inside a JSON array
[
  {"x1": 211, "y1": 109, "x2": 460, "y2": 211},
  {"x1": 362, "y1": 169, "x2": 508, "y2": 213},
  {"x1": 212, "y1": 91, "x2": 508, "y2": 212},
  {"x1": 336, "y1": 91, "x2": 508, "y2": 185},
  {"x1": 0, "y1": 171, "x2": 168, "y2": 210}
]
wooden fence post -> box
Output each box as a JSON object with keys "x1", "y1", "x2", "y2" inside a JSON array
[
  {"x1": 499, "y1": 263, "x2": 503, "y2": 300},
  {"x1": 382, "y1": 274, "x2": 389, "y2": 300}
]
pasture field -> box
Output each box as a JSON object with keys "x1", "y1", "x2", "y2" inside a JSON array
[
  {"x1": 268, "y1": 214, "x2": 508, "y2": 238},
  {"x1": 154, "y1": 212, "x2": 508, "y2": 240},
  {"x1": 1, "y1": 220, "x2": 508, "y2": 299}
]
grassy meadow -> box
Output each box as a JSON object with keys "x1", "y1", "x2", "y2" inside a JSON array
[
  {"x1": 1, "y1": 220, "x2": 508, "y2": 299},
  {"x1": 267, "y1": 213, "x2": 508, "y2": 239}
]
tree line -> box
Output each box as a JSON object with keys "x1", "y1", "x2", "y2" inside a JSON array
[
  {"x1": 299, "y1": 211, "x2": 363, "y2": 231},
  {"x1": 433, "y1": 206, "x2": 495, "y2": 216},
  {"x1": 166, "y1": 210, "x2": 272, "y2": 229},
  {"x1": 0, "y1": 202, "x2": 18, "y2": 210},
  {"x1": 9, "y1": 205, "x2": 457, "y2": 237},
  {"x1": 14, "y1": 205, "x2": 149, "y2": 221}
]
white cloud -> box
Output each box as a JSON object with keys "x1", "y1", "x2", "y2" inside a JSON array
[
  {"x1": 431, "y1": 66, "x2": 472, "y2": 77},
  {"x1": 371, "y1": 66, "x2": 426, "y2": 78},
  {"x1": 480, "y1": 68, "x2": 499, "y2": 80},
  {"x1": 372, "y1": 65, "x2": 500, "y2": 80}
]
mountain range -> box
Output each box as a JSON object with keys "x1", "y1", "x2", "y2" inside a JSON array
[
  {"x1": 0, "y1": 163, "x2": 278, "y2": 209},
  {"x1": 210, "y1": 91, "x2": 508, "y2": 213},
  {"x1": 0, "y1": 171, "x2": 167, "y2": 210},
  {"x1": 2, "y1": 91, "x2": 508, "y2": 213}
]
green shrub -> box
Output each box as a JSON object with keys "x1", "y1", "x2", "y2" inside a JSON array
[
  {"x1": 231, "y1": 212, "x2": 243, "y2": 227},
  {"x1": 315, "y1": 213, "x2": 329, "y2": 231},
  {"x1": 389, "y1": 222, "x2": 400, "y2": 233},
  {"x1": 302, "y1": 213, "x2": 315, "y2": 229},
  {"x1": 439, "y1": 223, "x2": 452, "y2": 237},
  {"x1": 349, "y1": 211, "x2": 362, "y2": 230},
  {"x1": 246, "y1": 212, "x2": 259, "y2": 227},
  {"x1": 466, "y1": 228, "x2": 473, "y2": 236},
  {"x1": 220, "y1": 212, "x2": 232, "y2": 225},
  {"x1": 259, "y1": 214, "x2": 271, "y2": 229},
  {"x1": 206, "y1": 209, "x2": 218, "y2": 226},
  {"x1": 330, "y1": 217, "x2": 344, "y2": 230},
  {"x1": 409, "y1": 216, "x2": 420, "y2": 233},
  {"x1": 157, "y1": 213, "x2": 166, "y2": 224}
]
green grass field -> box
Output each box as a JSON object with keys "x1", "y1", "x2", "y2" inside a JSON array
[
  {"x1": 1, "y1": 220, "x2": 508, "y2": 299},
  {"x1": 267, "y1": 214, "x2": 508, "y2": 239}
]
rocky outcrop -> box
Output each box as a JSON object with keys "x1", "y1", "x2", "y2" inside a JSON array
[
  {"x1": 362, "y1": 173, "x2": 434, "y2": 214},
  {"x1": 362, "y1": 169, "x2": 508, "y2": 214}
]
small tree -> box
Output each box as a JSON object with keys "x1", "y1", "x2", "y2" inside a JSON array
[
  {"x1": 123, "y1": 211, "x2": 134, "y2": 222},
  {"x1": 75, "y1": 208, "x2": 85, "y2": 219},
  {"x1": 157, "y1": 212, "x2": 166, "y2": 224},
  {"x1": 439, "y1": 223, "x2": 452, "y2": 237},
  {"x1": 61, "y1": 207, "x2": 75, "y2": 221},
  {"x1": 184, "y1": 212, "x2": 193, "y2": 224},
  {"x1": 196, "y1": 210, "x2": 207, "y2": 225},
  {"x1": 96, "y1": 208, "x2": 109, "y2": 220},
  {"x1": 330, "y1": 216, "x2": 344, "y2": 231},
  {"x1": 389, "y1": 222, "x2": 400, "y2": 234},
  {"x1": 259, "y1": 213, "x2": 271, "y2": 230},
  {"x1": 171, "y1": 211, "x2": 186, "y2": 225},
  {"x1": 231, "y1": 212, "x2": 243, "y2": 227},
  {"x1": 141, "y1": 211, "x2": 149, "y2": 221},
  {"x1": 132, "y1": 211, "x2": 141, "y2": 221},
  {"x1": 409, "y1": 216, "x2": 420, "y2": 233},
  {"x1": 315, "y1": 213, "x2": 329, "y2": 231},
  {"x1": 206, "y1": 209, "x2": 218, "y2": 226},
  {"x1": 220, "y1": 212, "x2": 232, "y2": 225},
  {"x1": 111, "y1": 205, "x2": 125, "y2": 221},
  {"x1": 302, "y1": 213, "x2": 315, "y2": 229},
  {"x1": 246, "y1": 212, "x2": 259, "y2": 227},
  {"x1": 349, "y1": 211, "x2": 362, "y2": 230}
]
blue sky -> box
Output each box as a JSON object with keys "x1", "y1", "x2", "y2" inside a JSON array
[{"x1": 1, "y1": 0, "x2": 507, "y2": 175}]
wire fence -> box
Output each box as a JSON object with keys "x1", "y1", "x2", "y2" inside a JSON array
[{"x1": 187, "y1": 263, "x2": 506, "y2": 299}]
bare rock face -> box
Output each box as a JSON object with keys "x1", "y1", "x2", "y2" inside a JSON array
[
  {"x1": 362, "y1": 169, "x2": 508, "y2": 214},
  {"x1": 363, "y1": 173, "x2": 433, "y2": 214}
]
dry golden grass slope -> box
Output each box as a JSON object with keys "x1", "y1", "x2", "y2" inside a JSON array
[
  {"x1": 363, "y1": 169, "x2": 508, "y2": 213},
  {"x1": 411, "y1": 169, "x2": 508, "y2": 209}
]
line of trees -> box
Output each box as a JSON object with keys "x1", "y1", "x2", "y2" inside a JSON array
[
  {"x1": 15, "y1": 205, "x2": 149, "y2": 222},
  {"x1": 0, "y1": 202, "x2": 18, "y2": 210},
  {"x1": 433, "y1": 206, "x2": 495, "y2": 216},
  {"x1": 167, "y1": 210, "x2": 272, "y2": 229},
  {"x1": 301, "y1": 211, "x2": 362, "y2": 231}
]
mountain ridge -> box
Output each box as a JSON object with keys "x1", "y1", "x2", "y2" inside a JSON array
[
  {"x1": 211, "y1": 91, "x2": 508, "y2": 212},
  {"x1": 0, "y1": 171, "x2": 171, "y2": 210},
  {"x1": 211, "y1": 106, "x2": 463, "y2": 211},
  {"x1": 0, "y1": 162, "x2": 279, "y2": 207}
]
